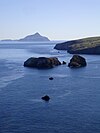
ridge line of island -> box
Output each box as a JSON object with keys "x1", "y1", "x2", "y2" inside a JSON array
[
  {"x1": 1, "y1": 32, "x2": 100, "y2": 54},
  {"x1": 1, "y1": 32, "x2": 50, "y2": 42}
]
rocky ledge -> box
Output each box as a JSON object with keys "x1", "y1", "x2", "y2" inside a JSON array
[
  {"x1": 68, "y1": 55, "x2": 87, "y2": 68},
  {"x1": 24, "y1": 57, "x2": 61, "y2": 69}
]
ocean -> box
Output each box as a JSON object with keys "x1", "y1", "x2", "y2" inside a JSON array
[{"x1": 0, "y1": 42, "x2": 100, "y2": 133}]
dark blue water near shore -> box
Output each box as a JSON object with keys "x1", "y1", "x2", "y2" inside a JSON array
[{"x1": 0, "y1": 42, "x2": 100, "y2": 133}]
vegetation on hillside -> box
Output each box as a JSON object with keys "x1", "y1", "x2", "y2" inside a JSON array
[{"x1": 68, "y1": 36, "x2": 100, "y2": 51}]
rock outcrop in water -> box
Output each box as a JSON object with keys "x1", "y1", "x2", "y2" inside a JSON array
[
  {"x1": 49, "y1": 77, "x2": 54, "y2": 80},
  {"x1": 41, "y1": 95, "x2": 50, "y2": 101},
  {"x1": 24, "y1": 57, "x2": 61, "y2": 69},
  {"x1": 68, "y1": 55, "x2": 87, "y2": 68},
  {"x1": 62, "y1": 61, "x2": 66, "y2": 65},
  {"x1": 54, "y1": 36, "x2": 100, "y2": 54}
]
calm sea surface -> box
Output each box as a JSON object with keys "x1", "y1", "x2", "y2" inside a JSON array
[{"x1": 0, "y1": 42, "x2": 100, "y2": 133}]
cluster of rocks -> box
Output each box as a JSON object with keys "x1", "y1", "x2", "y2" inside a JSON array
[
  {"x1": 24, "y1": 57, "x2": 61, "y2": 69},
  {"x1": 24, "y1": 55, "x2": 87, "y2": 101},
  {"x1": 24, "y1": 55, "x2": 86, "y2": 69}
]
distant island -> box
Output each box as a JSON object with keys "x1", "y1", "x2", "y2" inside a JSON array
[
  {"x1": 54, "y1": 36, "x2": 100, "y2": 54},
  {"x1": 1, "y1": 32, "x2": 50, "y2": 42}
]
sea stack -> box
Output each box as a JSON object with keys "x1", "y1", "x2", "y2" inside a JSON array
[
  {"x1": 24, "y1": 57, "x2": 61, "y2": 69},
  {"x1": 68, "y1": 55, "x2": 87, "y2": 68}
]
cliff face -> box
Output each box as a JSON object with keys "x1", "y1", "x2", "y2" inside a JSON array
[
  {"x1": 54, "y1": 42, "x2": 68, "y2": 50},
  {"x1": 68, "y1": 45, "x2": 100, "y2": 54},
  {"x1": 54, "y1": 36, "x2": 100, "y2": 54},
  {"x1": 54, "y1": 40, "x2": 78, "y2": 50}
]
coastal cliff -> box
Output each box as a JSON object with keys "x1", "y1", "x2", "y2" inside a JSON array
[{"x1": 54, "y1": 36, "x2": 100, "y2": 54}]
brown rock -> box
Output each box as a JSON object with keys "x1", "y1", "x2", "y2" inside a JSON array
[{"x1": 68, "y1": 55, "x2": 87, "y2": 68}]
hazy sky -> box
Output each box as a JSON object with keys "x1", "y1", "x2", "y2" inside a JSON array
[{"x1": 0, "y1": 0, "x2": 100, "y2": 40}]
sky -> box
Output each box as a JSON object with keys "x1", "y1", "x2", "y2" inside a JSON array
[{"x1": 0, "y1": 0, "x2": 100, "y2": 40}]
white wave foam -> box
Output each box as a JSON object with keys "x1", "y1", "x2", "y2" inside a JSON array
[{"x1": 0, "y1": 73, "x2": 24, "y2": 89}]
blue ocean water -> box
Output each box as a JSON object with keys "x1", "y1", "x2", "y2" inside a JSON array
[{"x1": 0, "y1": 42, "x2": 100, "y2": 133}]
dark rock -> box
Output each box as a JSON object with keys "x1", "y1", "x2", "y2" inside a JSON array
[
  {"x1": 68, "y1": 55, "x2": 87, "y2": 68},
  {"x1": 62, "y1": 61, "x2": 66, "y2": 65},
  {"x1": 54, "y1": 40, "x2": 78, "y2": 50},
  {"x1": 68, "y1": 46, "x2": 100, "y2": 55},
  {"x1": 24, "y1": 57, "x2": 61, "y2": 69},
  {"x1": 42, "y1": 95, "x2": 50, "y2": 101},
  {"x1": 49, "y1": 77, "x2": 53, "y2": 80},
  {"x1": 54, "y1": 42, "x2": 68, "y2": 50}
]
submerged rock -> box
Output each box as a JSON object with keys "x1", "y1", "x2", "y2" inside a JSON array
[
  {"x1": 49, "y1": 77, "x2": 53, "y2": 80},
  {"x1": 68, "y1": 55, "x2": 87, "y2": 68},
  {"x1": 24, "y1": 57, "x2": 61, "y2": 69},
  {"x1": 62, "y1": 61, "x2": 66, "y2": 65},
  {"x1": 41, "y1": 95, "x2": 50, "y2": 101}
]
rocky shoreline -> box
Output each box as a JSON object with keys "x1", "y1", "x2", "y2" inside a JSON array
[
  {"x1": 54, "y1": 36, "x2": 100, "y2": 55},
  {"x1": 24, "y1": 55, "x2": 87, "y2": 69}
]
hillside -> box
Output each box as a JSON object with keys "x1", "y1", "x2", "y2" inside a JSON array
[
  {"x1": 18, "y1": 32, "x2": 50, "y2": 42},
  {"x1": 54, "y1": 36, "x2": 100, "y2": 54},
  {"x1": 1, "y1": 32, "x2": 50, "y2": 42}
]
